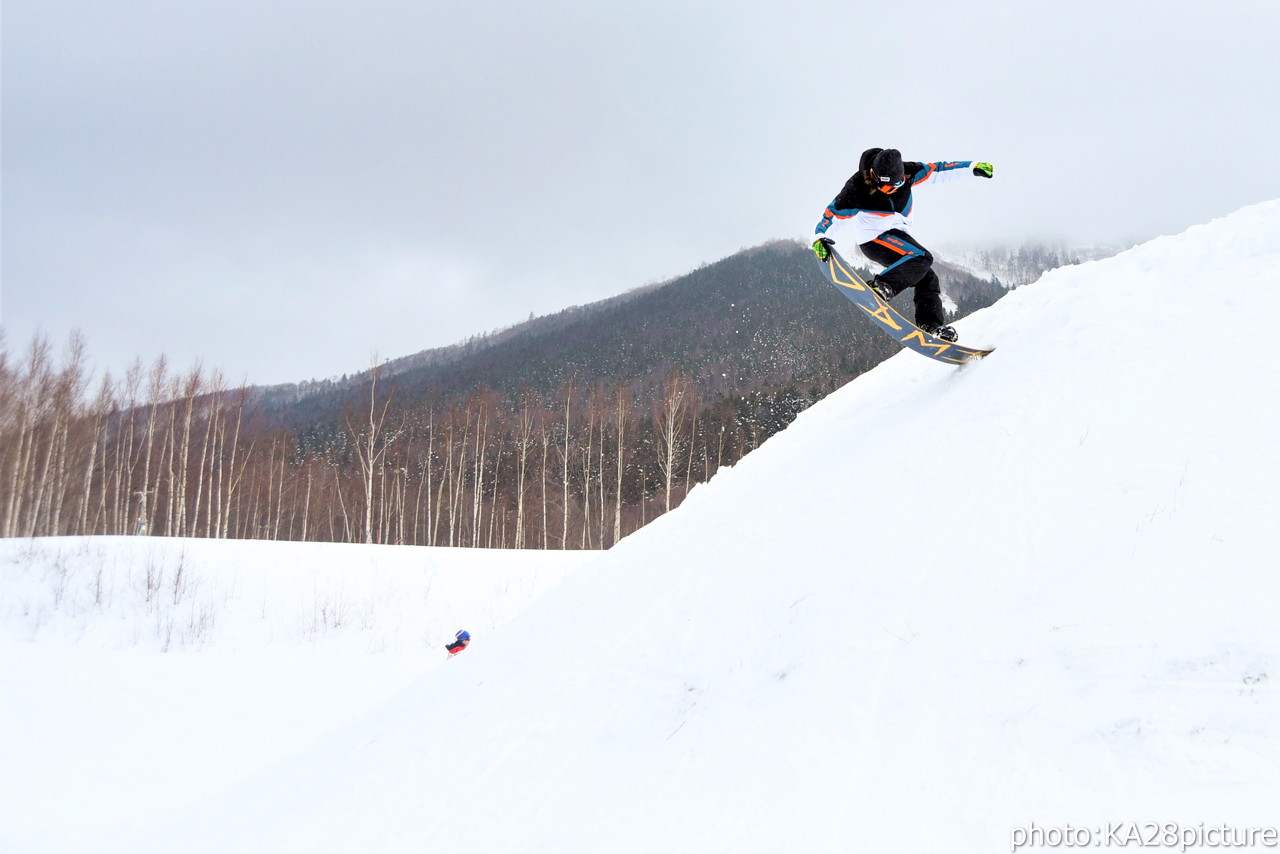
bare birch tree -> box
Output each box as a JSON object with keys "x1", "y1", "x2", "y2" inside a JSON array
[
  {"x1": 655, "y1": 369, "x2": 690, "y2": 514},
  {"x1": 513, "y1": 397, "x2": 536, "y2": 549},
  {"x1": 345, "y1": 358, "x2": 395, "y2": 545},
  {"x1": 613, "y1": 384, "x2": 630, "y2": 547}
]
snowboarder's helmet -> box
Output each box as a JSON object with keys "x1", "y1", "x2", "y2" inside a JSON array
[
  {"x1": 456, "y1": 630, "x2": 470, "y2": 641},
  {"x1": 871, "y1": 148, "x2": 905, "y2": 189}
]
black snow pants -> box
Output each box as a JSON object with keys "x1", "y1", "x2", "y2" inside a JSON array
[{"x1": 858, "y1": 229, "x2": 945, "y2": 329}]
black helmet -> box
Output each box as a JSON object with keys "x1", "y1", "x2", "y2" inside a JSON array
[{"x1": 870, "y1": 148, "x2": 905, "y2": 188}]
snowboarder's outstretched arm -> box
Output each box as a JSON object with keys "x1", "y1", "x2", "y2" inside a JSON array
[
  {"x1": 908, "y1": 161, "x2": 994, "y2": 188},
  {"x1": 906, "y1": 160, "x2": 993, "y2": 188}
]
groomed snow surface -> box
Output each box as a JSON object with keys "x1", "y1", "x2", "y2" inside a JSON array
[{"x1": 3, "y1": 200, "x2": 1279, "y2": 853}]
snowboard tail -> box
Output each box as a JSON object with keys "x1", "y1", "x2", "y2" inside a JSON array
[{"x1": 819, "y1": 248, "x2": 994, "y2": 365}]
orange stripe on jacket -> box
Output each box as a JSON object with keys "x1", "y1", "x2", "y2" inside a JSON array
[{"x1": 913, "y1": 163, "x2": 937, "y2": 185}]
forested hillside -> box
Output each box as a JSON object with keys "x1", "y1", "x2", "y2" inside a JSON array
[
  {"x1": 1, "y1": 240, "x2": 1086, "y2": 549},
  {"x1": 261, "y1": 240, "x2": 1012, "y2": 420}
]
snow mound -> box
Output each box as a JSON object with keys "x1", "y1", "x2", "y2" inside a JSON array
[{"x1": 7, "y1": 201, "x2": 1280, "y2": 854}]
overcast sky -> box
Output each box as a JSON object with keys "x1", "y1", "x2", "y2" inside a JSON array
[{"x1": 4, "y1": 0, "x2": 1279, "y2": 386}]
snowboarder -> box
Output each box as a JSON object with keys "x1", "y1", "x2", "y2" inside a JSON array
[
  {"x1": 445, "y1": 630, "x2": 471, "y2": 656},
  {"x1": 812, "y1": 148, "x2": 993, "y2": 342}
]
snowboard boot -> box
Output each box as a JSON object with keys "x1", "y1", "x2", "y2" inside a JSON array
[
  {"x1": 868, "y1": 277, "x2": 895, "y2": 301},
  {"x1": 919, "y1": 323, "x2": 958, "y2": 342}
]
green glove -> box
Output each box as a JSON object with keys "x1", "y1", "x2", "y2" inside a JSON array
[
  {"x1": 812, "y1": 237, "x2": 834, "y2": 261},
  {"x1": 973, "y1": 162, "x2": 994, "y2": 178}
]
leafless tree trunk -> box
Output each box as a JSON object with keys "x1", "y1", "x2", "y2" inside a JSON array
[
  {"x1": 188, "y1": 372, "x2": 215, "y2": 537},
  {"x1": 332, "y1": 464, "x2": 352, "y2": 541},
  {"x1": 538, "y1": 408, "x2": 551, "y2": 550},
  {"x1": 578, "y1": 392, "x2": 594, "y2": 549},
  {"x1": 559, "y1": 382, "x2": 573, "y2": 549},
  {"x1": 79, "y1": 375, "x2": 115, "y2": 535},
  {"x1": 445, "y1": 409, "x2": 469, "y2": 547},
  {"x1": 613, "y1": 385, "x2": 629, "y2": 547},
  {"x1": 114, "y1": 362, "x2": 143, "y2": 535},
  {"x1": 218, "y1": 386, "x2": 249, "y2": 539},
  {"x1": 470, "y1": 397, "x2": 488, "y2": 547},
  {"x1": 47, "y1": 333, "x2": 90, "y2": 534},
  {"x1": 513, "y1": 399, "x2": 535, "y2": 549},
  {"x1": 171, "y1": 365, "x2": 202, "y2": 537},
  {"x1": 136, "y1": 356, "x2": 169, "y2": 536},
  {"x1": 597, "y1": 403, "x2": 607, "y2": 548},
  {"x1": 301, "y1": 466, "x2": 313, "y2": 541},
  {"x1": 7, "y1": 337, "x2": 50, "y2": 536},
  {"x1": 684, "y1": 410, "x2": 699, "y2": 502},
  {"x1": 421, "y1": 412, "x2": 435, "y2": 546},
  {"x1": 656, "y1": 370, "x2": 690, "y2": 514},
  {"x1": 345, "y1": 358, "x2": 395, "y2": 545},
  {"x1": 0, "y1": 342, "x2": 19, "y2": 537}
]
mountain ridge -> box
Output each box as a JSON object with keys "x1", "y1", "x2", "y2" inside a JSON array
[{"x1": 256, "y1": 238, "x2": 1083, "y2": 425}]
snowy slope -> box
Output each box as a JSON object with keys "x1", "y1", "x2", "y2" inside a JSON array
[
  {"x1": 0, "y1": 538, "x2": 595, "y2": 853},
  {"x1": 7, "y1": 201, "x2": 1280, "y2": 854},
  {"x1": 0, "y1": 536, "x2": 592, "y2": 655}
]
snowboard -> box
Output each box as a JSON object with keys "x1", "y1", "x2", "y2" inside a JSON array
[{"x1": 818, "y1": 247, "x2": 994, "y2": 365}]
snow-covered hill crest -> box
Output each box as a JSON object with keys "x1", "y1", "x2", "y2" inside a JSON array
[
  {"x1": 180, "y1": 201, "x2": 1280, "y2": 852},
  {"x1": 5, "y1": 201, "x2": 1279, "y2": 854}
]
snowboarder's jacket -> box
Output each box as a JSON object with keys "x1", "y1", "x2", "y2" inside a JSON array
[{"x1": 815, "y1": 148, "x2": 980, "y2": 246}]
